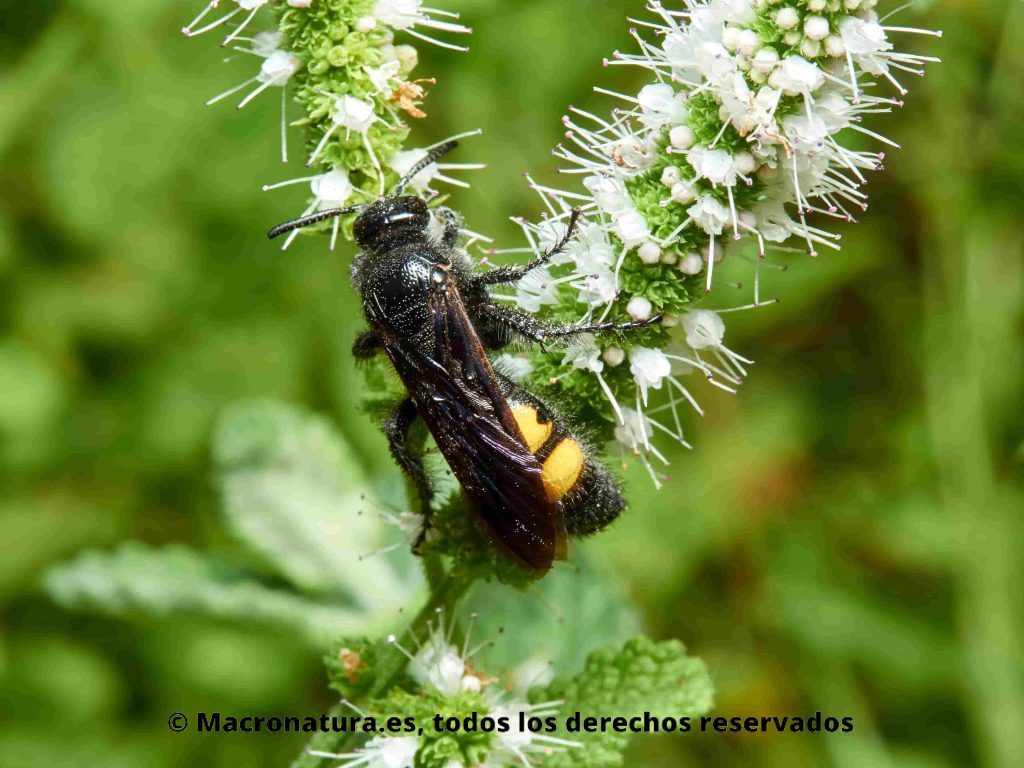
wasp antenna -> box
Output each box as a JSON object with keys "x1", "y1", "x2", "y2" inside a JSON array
[
  {"x1": 394, "y1": 140, "x2": 460, "y2": 195},
  {"x1": 267, "y1": 204, "x2": 366, "y2": 239}
]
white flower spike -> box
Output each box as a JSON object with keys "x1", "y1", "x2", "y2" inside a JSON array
[{"x1": 509, "y1": 0, "x2": 935, "y2": 473}]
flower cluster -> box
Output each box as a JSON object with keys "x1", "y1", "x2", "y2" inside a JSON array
[
  {"x1": 183, "y1": 0, "x2": 476, "y2": 248},
  {"x1": 510, "y1": 0, "x2": 938, "y2": 480},
  {"x1": 316, "y1": 612, "x2": 581, "y2": 768}
]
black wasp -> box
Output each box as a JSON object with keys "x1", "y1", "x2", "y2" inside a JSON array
[{"x1": 268, "y1": 141, "x2": 658, "y2": 572}]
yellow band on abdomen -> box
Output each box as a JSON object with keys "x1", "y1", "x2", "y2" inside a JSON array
[
  {"x1": 542, "y1": 438, "x2": 585, "y2": 502},
  {"x1": 511, "y1": 404, "x2": 553, "y2": 453}
]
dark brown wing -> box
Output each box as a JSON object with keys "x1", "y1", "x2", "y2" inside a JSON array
[{"x1": 381, "y1": 281, "x2": 566, "y2": 571}]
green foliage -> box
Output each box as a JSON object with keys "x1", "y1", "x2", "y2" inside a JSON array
[
  {"x1": 44, "y1": 544, "x2": 366, "y2": 648},
  {"x1": 323, "y1": 636, "x2": 413, "y2": 701},
  {"x1": 466, "y1": 554, "x2": 642, "y2": 674},
  {"x1": 540, "y1": 636, "x2": 714, "y2": 768},
  {"x1": 213, "y1": 399, "x2": 410, "y2": 605},
  {"x1": 1, "y1": 2, "x2": 1022, "y2": 768}
]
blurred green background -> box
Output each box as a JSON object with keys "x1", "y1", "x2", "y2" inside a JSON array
[{"x1": 1, "y1": 0, "x2": 1022, "y2": 766}]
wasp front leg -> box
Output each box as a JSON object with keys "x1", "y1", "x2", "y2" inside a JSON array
[
  {"x1": 473, "y1": 208, "x2": 583, "y2": 287},
  {"x1": 382, "y1": 398, "x2": 434, "y2": 549},
  {"x1": 352, "y1": 330, "x2": 382, "y2": 359}
]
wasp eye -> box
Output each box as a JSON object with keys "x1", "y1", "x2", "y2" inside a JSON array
[{"x1": 430, "y1": 267, "x2": 446, "y2": 285}]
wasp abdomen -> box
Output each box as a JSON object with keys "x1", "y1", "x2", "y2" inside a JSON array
[{"x1": 507, "y1": 389, "x2": 624, "y2": 536}]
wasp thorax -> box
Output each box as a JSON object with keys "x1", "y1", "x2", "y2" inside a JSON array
[{"x1": 354, "y1": 196, "x2": 431, "y2": 249}]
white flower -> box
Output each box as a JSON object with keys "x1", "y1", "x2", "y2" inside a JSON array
[
  {"x1": 389, "y1": 148, "x2": 438, "y2": 192},
  {"x1": 688, "y1": 195, "x2": 730, "y2": 236},
  {"x1": 515, "y1": 267, "x2": 560, "y2": 313},
  {"x1": 374, "y1": 0, "x2": 425, "y2": 29},
  {"x1": 494, "y1": 354, "x2": 534, "y2": 382},
  {"x1": 332, "y1": 95, "x2": 377, "y2": 132},
  {"x1": 813, "y1": 91, "x2": 853, "y2": 132},
  {"x1": 614, "y1": 407, "x2": 653, "y2": 450},
  {"x1": 782, "y1": 113, "x2": 829, "y2": 150},
  {"x1": 602, "y1": 346, "x2": 626, "y2": 367},
  {"x1": 182, "y1": 0, "x2": 271, "y2": 43},
  {"x1": 510, "y1": 0, "x2": 935, "y2": 467},
  {"x1": 311, "y1": 736, "x2": 419, "y2": 768},
  {"x1": 839, "y1": 15, "x2": 893, "y2": 76},
  {"x1": 310, "y1": 170, "x2": 354, "y2": 209},
  {"x1": 771, "y1": 55, "x2": 825, "y2": 94},
  {"x1": 562, "y1": 334, "x2": 604, "y2": 373},
  {"x1": 695, "y1": 41, "x2": 738, "y2": 85},
  {"x1": 804, "y1": 16, "x2": 830, "y2": 41},
  {"x1": 584, "y1": 175, "x2": 633, "y2": 216},
  {"x1": 609, "y1": 136, "x2": 657, "y2": 170},
  {"x1": 637, "y1": 83, "x2": 687, "y2": 128},
  {"x1": 629, "y1": 346, "x2": 672, "y2": 403},
  {"x1": 578, "y1": 270, "x2": 618, "y2": 306},
  {"x1": 372, "y1": 0, "x2": 471, "y2": 50},
  {"x1": 409, "y1": 636, "x2": 467, "y2": 696},
  {"x1": 203, "y1": 36, "x2": 300, "y2": 163},
  {"x1": 614, "y1": 208, "x2": 652, "y2": 248},
  {"x1": 682, "y1": 310, "x2": 726, "y2": 350},
  {"x1": 687, "y1": 147, "x2": 740, "y2": 187},
  {"x1": 250, "y1": 30, "x2": 282, "y2": 57},
  {"x1": 364, "y1": 60, "x2": 402, "y2": 93},
  {"x1": 483, "y1": 702, "x2": 581, "y2": 768},
  {"x1": 777, "y1": 7, "x2": 800, "y2": 29}
]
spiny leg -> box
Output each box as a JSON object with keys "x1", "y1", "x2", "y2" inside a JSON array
[
  {"x1": 382, "y1": 398, "x2": 434, "y2": 548},
  {"x1": 352, "y1": 330, "x2": 382, "y2": 360},
  {"x1": 474, "y1": 208, "x2": 582, "y2": 287},
  {"x1": 475, "y1": 303, "x2": 660, "y2": 348}
]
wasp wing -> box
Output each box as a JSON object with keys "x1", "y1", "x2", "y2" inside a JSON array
[{"x1": 381, "y1": 284, "x2": 566, "y2": 571}]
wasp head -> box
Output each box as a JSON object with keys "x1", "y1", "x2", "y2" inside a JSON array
[{"x1": 353, "y1": 196, "x2": 430, "y2": 250}]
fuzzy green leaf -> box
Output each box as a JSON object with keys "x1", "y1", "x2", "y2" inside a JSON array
[
  {"x1": 213, "y1": 399, "x2": 416, "y2": 612},
  {"x1": 539, "y1": 636, "x2": 714, "y2": 768},
  {"x1": 467, "y1": 554, "x2": 641, "y2": 676},
  {"x1": 43, "y1": 543, "x2": 368, "y2": 648}
]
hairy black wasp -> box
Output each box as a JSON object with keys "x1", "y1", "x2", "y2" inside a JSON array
[{"x1": 268, "y1": 141, "x2": 658, "y2": 572}]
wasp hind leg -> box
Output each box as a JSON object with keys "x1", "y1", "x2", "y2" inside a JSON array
[{"x1": 383, "y1": 398, "x2": 434, "y2": 550}]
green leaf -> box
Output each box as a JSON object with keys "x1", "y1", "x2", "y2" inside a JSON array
[
  {"x1": 540, "y1": 636, "x2": 714, "y2": 768},
  {"x1": 467, "y1": 554, "x2": 641, "y2": 677},
  {"x1": 213, "y1": 399, "x2": 417, "y2": 612},
  {"x1": 43, "y1": 543, "x2": 368, "y2": 648}
]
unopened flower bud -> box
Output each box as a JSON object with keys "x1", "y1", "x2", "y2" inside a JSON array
[
  {"x1": 602, "y1": 347, "x2": 625, "y2": 367},
  {"x1": 776, "y1": 7, "x2": 800, "y2": 30},
  {"x1": 669, "y1": 125, "x2": 695, "y2": 150},
  {"x1": 637, "y1": 241, "x2": 662, "y2": 265},
  {"x1": 627, "y1": 296, "x2": 653, "y2": 321},
  {"x1": 661, "y1": 165, "x2": 682, "y2": 187},
  {"x1": 679, "y1": 253, "x2": 703, "y2": 275}
]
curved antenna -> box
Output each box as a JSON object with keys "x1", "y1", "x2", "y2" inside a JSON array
[
  {"x1": 394, "y1": 140, "x2": 459, "y2": 195},
  {"x1": 267, "y1": 204, "x2": 365, "y2": 239}
]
